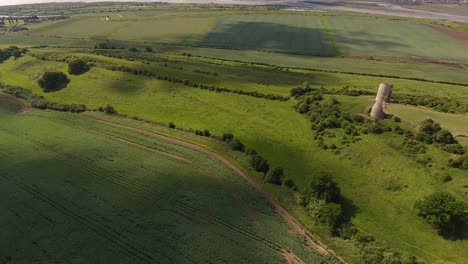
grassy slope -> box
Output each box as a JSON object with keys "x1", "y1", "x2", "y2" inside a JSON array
[
  {"x1": 0, "y1": 105, "x2": 324, "y2": 263},
  {"x1": 1, "y1": 56, "x2": 468, "y2": 262}
]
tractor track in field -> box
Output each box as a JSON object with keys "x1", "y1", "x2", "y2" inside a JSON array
[
  {"x1": 0, "y1": 126, "x2": 288, "y2": 257},
  {"x1": 0, "y1": 168, "x2": 159, "y2": 264},
  {"x1": 57, "y1": 118, "x2": 263, "y2": 223},
  {"x1": 86, "y1": 116, "x2": 345, "y2": 262}
]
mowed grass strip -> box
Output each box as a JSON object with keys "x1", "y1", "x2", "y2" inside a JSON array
[{"x1": 199, "y1": 15, "x2": 334, "y2": 55}]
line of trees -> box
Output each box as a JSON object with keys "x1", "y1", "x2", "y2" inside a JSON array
[
  {"x1": 0, "y1": 84, "x2": 86, "y2": 113},
  {"x1": 0, "y1": 46, "x2": 27, "y2": 63},
  {"x1": 104, "y1": 64, "x2": 289, "y2": 101}
]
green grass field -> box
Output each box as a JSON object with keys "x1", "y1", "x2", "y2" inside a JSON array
[{"x1": 0, "y1": 101, "x2": 326, "y2": 263}]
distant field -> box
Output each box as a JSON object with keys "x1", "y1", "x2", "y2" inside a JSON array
[
  {"x1": 325, "y1": 16, "x2": 468, "y2": 62},
  {"x1": 27, "y1": 15, "x2": 213, "y2": 44},
  {"x1": 386, "y1": 104, "x2": 468, "y2": 136},
  {"x1": 0, "y1": 102, "x2": 323, "y2": 263},
  {"x1": 403, "y1": 4, "x2": 468, "y2": 16},
  {"x1": 199, "y1": 14, "x2": 335, "y2": 55}
]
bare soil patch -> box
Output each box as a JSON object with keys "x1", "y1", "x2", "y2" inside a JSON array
[
  {"x1": 427, "y1": 24, "x2": 468, "y2": 43},
  {"x1": 0, "y1": 94, "x2": 31, "y2": 114}
]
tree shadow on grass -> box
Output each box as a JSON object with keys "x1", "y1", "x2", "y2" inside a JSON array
[
  {"x1": 199, "y1": 21, "x2": 409, "y2": 57},
  {"x1": 200, "y1": 21, "x2": 337, "y2": 56},
  {"x1": 340, "y1": 196, "x2": 360, "y2": 223},
  {"x1": 440, "y1": 216, "x2": 468, "y2": 241}
]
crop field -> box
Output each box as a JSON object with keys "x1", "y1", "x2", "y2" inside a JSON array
[
  {"x1": 0, "y1": 102, "x2": 326, "y2": 263},
  {"x1": 325, "y1": 16, "x2": 468, "y2": 62},
  {"x1": 28, "y1": 15, "x2": 213, "y2": 44},
  {"x1": 199, "y1": 14, "x2": 335, "y2": 55}
]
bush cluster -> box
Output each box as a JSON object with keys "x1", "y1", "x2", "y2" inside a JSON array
[
  {"x1": 0, "y1": 85, "x2": 86, "y2": 113},
  {"x1": 220, "y1": 133, "x2": 295, "y2": 189},
  {"x1": 97, "y1": 104, "x2": 116, "y2": 114},
  {"x1": 0, "y1": 46, "x2": 27, "y2": 62},
  {"x1": 297, "y1": 172, "x2": 343, "y2": 230},
  {"x1": 337, "y1": 225, "x2": 424, "y2": 264},
  {"x1": 37, "y1": 71, "x2": 70, "y2": 92},
  {"x1": 68, "y1": 59, "x2": 90, "y2": 75},
  {"x1": 392, "y1": 94, "x2": 467, "y2": 113},
  {"x1": 414, "y1": 119, "x2": 465, "y2": 157},
  {"x1": 414, "y1": 191, "x2": 466, "y2": 235}
]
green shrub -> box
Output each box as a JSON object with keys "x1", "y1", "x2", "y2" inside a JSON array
[
  {"x1": 264, "y1": 166, "x2": 284, "y2": 185},
  {"x1": 250, "y1": 154, "x2": 269, "y2": 174},
  {"x1": 228, "y1": 138, "x2": 245, "y2": 152},
  {"x1": 37, "y1": 71, "x2": 70, "y2": 92},
  {"x1": 435, "y1": 129, "x2": 455, "y2": 144},
  {"x1": 68, "y1": 59, "x2": 90, "y2": 75},
  {"x1": 221, "y1": 133, "x2": 234, "y2": 142},
  {"x1": 302, "y1": 172, "x2": 341, "y2": 204},
  {"x1": 282, "y1": 177, "x2": 296, "y2": 190},
  {"x1": 103, "y1": 104, "x2": 116, "y2": 114},
  {"x1": 414, "y1": 191, "x2": 465, "y2": 234},
  {"x1": 313, "y1": 201, "x2": 342, "y2": 228},
  {"x1": 442, "y1": 144, "x2": 465, "y2": 155}
]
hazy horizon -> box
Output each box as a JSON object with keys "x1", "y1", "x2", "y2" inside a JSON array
[
  {"x1": 0, "y1": 0, "x2": 267, "y2": 7},
  {"x1": 0, "y1": 0, "x2": 157, "y2": 7}
]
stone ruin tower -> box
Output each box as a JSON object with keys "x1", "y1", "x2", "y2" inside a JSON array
[{"x1": 370, "y1": 83, "x2": 393, "y2": 120}]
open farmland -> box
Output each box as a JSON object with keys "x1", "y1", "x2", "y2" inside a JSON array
[
  {"x1": 325, "y1": 15, "x2": 468, "y2": 62},
  {"x1": 1, "y1": 2, "x2": 468, "y2": 263},
  {"x1": 29, "y1": 15, "x2": 214, "y2": 43},
  {"x1": 199, "y1": 14, "x2": 335, "y2": 55},
  {"x1": 0, "y1": 100, "x2": 328, "y2": 264}
]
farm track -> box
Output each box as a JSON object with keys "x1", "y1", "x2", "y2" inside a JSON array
[
  {"x1": 0, "y1": 126, "x2": 288, "y2": 258},
  {"x1": 85, "y1": 116, "x2": 345, "y2": 262}
]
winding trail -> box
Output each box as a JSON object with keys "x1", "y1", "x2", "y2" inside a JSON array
[{"x1": 87, "y1": 115, "x2": 346, "y2": 263}]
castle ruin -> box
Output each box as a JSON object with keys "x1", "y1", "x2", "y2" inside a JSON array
[{"x1": 370, "y1": 83, "x2": 393, "y2": 120}]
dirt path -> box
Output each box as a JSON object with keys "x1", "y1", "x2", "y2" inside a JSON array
[
  {"x1": 88, "y1": 116, "x2": 345, "y2": 262},
  {"x1": 427, "y1": 24, "x2": 468, "y2": 44}
]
